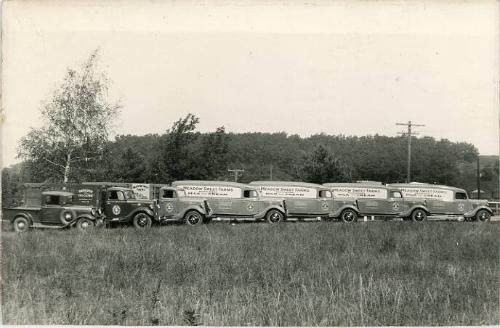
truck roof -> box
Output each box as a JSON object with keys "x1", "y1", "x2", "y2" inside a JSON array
[
  {"x1": 41, "y1": 191, "x2": 74, "y2": 197},
  {"x1": 387, "y1": 182, "x2": 466, "y2": 193},
  {"x1": 250, "y1": 181, "x2": 326, "y2": 189},
  {"x1": 172, "y1": 180, "x2": 255, "y2": 190},
  {"x1": 107, "y1": 187, "x2": 134, "y2": 192},
  {"x1": 323, "y1": 183, "x2": 398, "y2": 191}
]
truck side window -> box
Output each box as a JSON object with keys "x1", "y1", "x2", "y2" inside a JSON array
[
  {"x1": 391, "y1": 191, "x2": 402, "y2": 198},
  {"x1": 45, "y1": 195, "x2": 60, "y2": 205},
  {"x1": 455, "y1": 192, "x2": 467, "y2": 200},
  {"x1": 109, "y1": 191, "x2": 125, "y2": 201},
  {"x1": 162, "y1": 190, "x2": 176, "y2": 199},
  {"x1": 319, "y1": 190, "x2": 332, "y2": 198},
  {"x1": 244, "y1": 190, "x2": 258, "y2": 198}
]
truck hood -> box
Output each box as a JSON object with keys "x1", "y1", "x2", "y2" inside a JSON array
[{"x1": 469, "y1": 199, "x2": 489, "y2": 207}]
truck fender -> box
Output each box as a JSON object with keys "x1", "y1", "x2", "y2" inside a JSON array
[
  {"x1": 60, "y1": 209, "x2": 77, "y2": 225},
  {"x1": 329, "y1": 205, "x2": 360, "y2": 218},
  {"x1": 175, "y1": 205, "x2": 207, "y2": 220},
  {"x1": 254, "y1": 205, "x2": 286, "y2": 220},
  {"x1": 76, "y1": 213, "x2": 98, "y2": 221},
  {"x1": 12, "y1": 212, "x2": 34, "y2": 224},
  {"x1": 401, "y1": 205, "x2": 430, "y2": 218},
  {"x1": 464, "y1": 206, "x2": 493, "y2": 218},
  {"x1": 126, "y1": 207, "x2": 155, "y2": 221}
]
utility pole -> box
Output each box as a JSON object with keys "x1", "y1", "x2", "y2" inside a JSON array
[
  {"x1": 396, "y1": 121, "x2": 425, "y2": 183},
  {"x1": 228, "y1": 169, "x2": 244, "y2": 182},
  {"x1": 477, "y1": 155, "x2": 481, "y2": 199}
]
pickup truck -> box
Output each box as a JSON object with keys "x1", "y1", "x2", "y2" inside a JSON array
[{"x1": 3, "y1": 190, "x2": 101, "y2": 232}]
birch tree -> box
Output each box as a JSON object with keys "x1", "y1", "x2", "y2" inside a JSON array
[{"x1": 18, "y1": 50, "x2": 120, "y2": 183}]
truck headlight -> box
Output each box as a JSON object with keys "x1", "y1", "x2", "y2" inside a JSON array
[{"x1": 91, "y1": 208, "x2": 97, "y2": 216}]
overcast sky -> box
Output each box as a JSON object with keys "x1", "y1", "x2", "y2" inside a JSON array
[{"x1": 2, "y1": 0, "x2": 499, "y2": 167}]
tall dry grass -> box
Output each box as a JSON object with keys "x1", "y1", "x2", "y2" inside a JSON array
[{"x1": 1, "y1": 221, "x2": 499, "y2": 326}]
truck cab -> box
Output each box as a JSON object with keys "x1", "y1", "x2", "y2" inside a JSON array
[
  {"x1": 324, "y1": 183, "x2": 430, "y2": 221},
  {"x1": 387, "y1": 182, "x2": 493, "y2": 221},
  {"x1": 171, "y1": 180, "x2": 288, "y2": 223},
  {"x1": 156, "y1": 186, "x2": 212, "y2": 226},
  {"x1": 101, "y1": 187, "x2": 157, "y2": 228},
  {"x1": 3, "y1": 189, "x2": 101, "y2": 232}
]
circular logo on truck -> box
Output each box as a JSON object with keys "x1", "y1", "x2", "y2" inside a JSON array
[
  {"x1": 165, "y1": 203, "x2": 174, "y2": 212},
  {"x1": 392, "y1": 202, "x2": 400, "y2": 211},
  {"x1": 321, "y1": 202, "x2": 329, "y2": 211},
  {"x1": 457, "y1": 203, "x2": 465, "y2": 212},
  {"x1": 112, "y1": 205, "x2": 121, "y2": 215}
]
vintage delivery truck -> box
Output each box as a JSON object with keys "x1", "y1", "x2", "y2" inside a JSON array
[
  {"x1": 323, "y1": 183, "x2": 430, "y2": 221},
  {"x1": 2, "y1": 184, "x2": 102, "y2": 232},
  {"x1": 171, "y1": 181, "x2": 288, "y2": 223},
  {"x1": 3, "y1": 183, "x2": 161, "y2": 231},
  {"x1": 155, "y1": 186, "x2": 212, "y2": 226},
  {"x1": 387, "y1": 182, "x2": 493, "y2": 221},
  {"x1": 249, "y1": 181, "x2": 359, "y2": 222}
]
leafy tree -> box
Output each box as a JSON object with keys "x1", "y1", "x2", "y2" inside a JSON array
[
  {"x1": 196, "y1": 127, "x2": 229, "y2": 179},
  {"x1": 299, "y1": 145, "x2": 351, "y2": 184},
  {"x1": 152, "y1": 113, "x2": 200, "y2": 182},
  {"x1": 17, "y1": 50, "x2": 120, "y2": 183},
  {"x1": 112, "y1": 147, "x2": 148, "y2": 182}
]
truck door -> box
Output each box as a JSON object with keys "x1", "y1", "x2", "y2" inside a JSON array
[
  {"x1": 449, "y1": 191, "x2": 472, "y2": 215},
  {"x1": 317, "y1": 189, "x2": 334, "y2": 216},
  {"x1": 385, "y1": 191, "x2": 405, "y2": 215},
  {"x1": 105, "y1": 190, "x2": 128, "y2": 220},
  {"x1": 41, "y1": 194, "x2": 63, "y2": 224},
  {"x1": 234, "y1": 190, "x2": 261, "y2": 217},
  {"x1": 159, "y1": 189, "x2": 181, "y2": 218}
]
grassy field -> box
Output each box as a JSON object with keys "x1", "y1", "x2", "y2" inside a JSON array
[{"x1": 1, "y1": 221, "x2": 499, "y2": 326}]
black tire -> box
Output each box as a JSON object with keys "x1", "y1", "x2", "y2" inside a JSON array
[
  {"x1": 340, "y1": 209, "x2": 358, "y2": 223},
  {"x1": 76, "y1": 217, "x2": 95, "y2": 231},
  {"x1": 13, "y1": 216, "x2": 30, "y2": 233},
  {"x1": 60, "y1": 209, "x2": 77, "y2": 225},
  {"x1": 184, "y1": 210, "x2": 204, "y2": 226},
  {"x1": 133, "y1": 213, "x2": 152, "y2": 229},
  {"x1": 411, "y1": 209, "x2": 427, "y2": 222},
  {"x1": 476, "y1": 209, "x2": 491, "y2": 222},
  {"x1": 266, "y1": 209, "x2": 284, "y2": 223}
]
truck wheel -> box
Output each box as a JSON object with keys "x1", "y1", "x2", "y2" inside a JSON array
[
  {"x1": 13, "y1": 216, "x2": 30, "y2": 233},
  {"x1": 266, "y1": 209, "x2": 284, "y2": 223},
  {"x1": 60, "y1": 209, "x2": 77, "y2": 225},
  {"x1": 340, "y1": 209, "x2": 358, "y2": 223},
  {"x1": 411, "y1": 209, "x2": 427, "y2": 222},
  {"x1": 184, "y1": 210, "x2": 204, "y2": 226},
  {"x1": 76, "y1": 218, "x2": 95, "y2": 231},
  {"x1": 476, "y1": 209, "x2": 491, "y2": 222},
  {"x1": 133, "y1": 213, "x2": 152, "y2": 229}
]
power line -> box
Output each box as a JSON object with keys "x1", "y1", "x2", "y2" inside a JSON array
[
  {"x1": 396, "y1": 121, "x2": 425, "y2": 183},
  {"x1": 228, "y1": 169, "x2": 244, "y2": 182}
]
